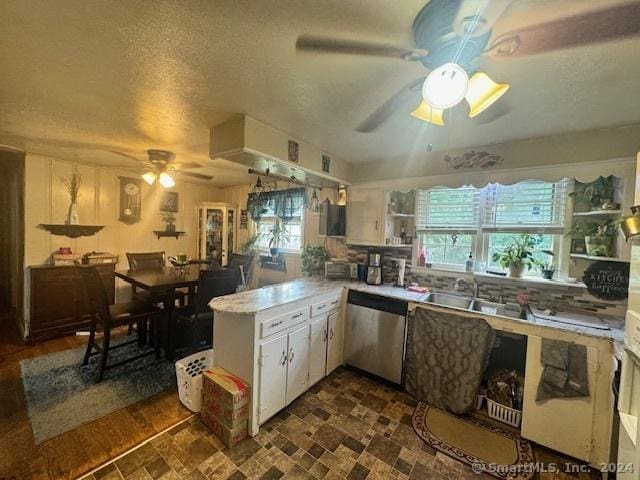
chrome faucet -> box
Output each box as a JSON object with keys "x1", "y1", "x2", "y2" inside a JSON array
[{"x1": 454, "y1": 277, "x2": 480, "y2": 298}]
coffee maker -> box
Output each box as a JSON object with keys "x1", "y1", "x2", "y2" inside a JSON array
[{"x1": 366, "y1": 249, "x2": 383, "y2": 285}]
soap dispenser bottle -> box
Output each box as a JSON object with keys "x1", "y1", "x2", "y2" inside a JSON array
[{"x1": 465, "y1": 252, "x2": 475, "y2": 272}]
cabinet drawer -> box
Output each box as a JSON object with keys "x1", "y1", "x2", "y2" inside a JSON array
[
  {"x1": 260, "y1": 307, "x2": 309, "y2": 338},
  {"x1": 311, "y1": 295, "x2": 342, "y2": 317}
]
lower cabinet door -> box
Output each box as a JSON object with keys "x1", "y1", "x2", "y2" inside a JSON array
[
  {"x1": 258, "y1": 334, "x2": 288, "y2": 424},
  {"x1": 286, "y1": 325, "x2": 310, "y2": 405},
  {"x1": 309, "y1": 316, "x2": 328, "y2": 387},
  {"x1": 326, "y1": 311, "x2": 343, "y2": 375}
]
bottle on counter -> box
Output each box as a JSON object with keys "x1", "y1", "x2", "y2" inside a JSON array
[
  {"x1": 419, "y1": 247, "x2": 426, "y2": 267},
  {"x1": 465, "y1": 252, "x2": 475, "y2": 272}
]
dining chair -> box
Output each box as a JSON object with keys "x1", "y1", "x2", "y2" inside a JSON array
[
  {"x1": 125, "y1": 251, "x2": 186, "y2": 338},
  {"x1": 173, "y1": 269, "x2": 240, "y2": 354},
  {"x1": 227, "y1": 253, "x2": 254, "y2": 288},
  {"x1": 75, "y1": 263, "x2": 163, "y2": 382}
]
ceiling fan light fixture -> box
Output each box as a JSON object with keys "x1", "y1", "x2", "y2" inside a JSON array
[
  {"x1": 158, "y1": 172, "x2": 175, "y2": 188},
  {"x1": 410, "y1": 100, "x2": 445, "y2": 126},
  {"x1": 465, "y1": 72, "x2": 510, "y2": 118},
  {"x1": 142, "y1": 172, "x2": 157, "y2": 185},
  {"x1": 422, "y1": 62, "x2": 469, "y2": 109}
]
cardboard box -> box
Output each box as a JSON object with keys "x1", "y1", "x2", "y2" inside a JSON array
[
  {"x1": 202, "y1": 366, "x2": 250, "y2": 430},
  {"x1": 201, "y1": 410, "x2": 247, "y2": 448}
]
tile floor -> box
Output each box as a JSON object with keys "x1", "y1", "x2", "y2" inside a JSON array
[{"x1": 82, "y1": 368, "x2": 599, "y2": 480}]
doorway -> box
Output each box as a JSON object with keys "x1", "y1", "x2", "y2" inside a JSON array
[{"x1": 0, "y1": 147, "x2": 25, "y2": 325}]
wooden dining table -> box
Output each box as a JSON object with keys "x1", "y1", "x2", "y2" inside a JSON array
[{"x1": 115, "y1": 267, "x2": 200, "y2": 360}]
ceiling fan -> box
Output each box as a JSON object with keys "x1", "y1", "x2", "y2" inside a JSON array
[
  {"x1": 296, "y1": 0, "x2": 640, "y2": 130},
  {"x1": 127, "y1": 149, "x2": 213, "y2": 187}
]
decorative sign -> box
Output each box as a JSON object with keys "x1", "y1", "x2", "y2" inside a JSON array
[
  {"x1": 322, "y1": 154, "x2": 331, "y2": 173},
  {"x1": 583, "y1": 260, "x2": 630, "y2": 301},
  {"x1": 444, "y1": 151, "x2": 504, "y2": 170},
  {"x1": 240, "y1": 209, "x2": 248, "y2": 230},
  {"x1": 118, "y1": 177, "x2": 141, "y2": 224},
  {"x1": 288, "y1": 140, "x2": 299, "y2": 163}
]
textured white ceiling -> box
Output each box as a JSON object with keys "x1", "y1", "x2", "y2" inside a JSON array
[{"x1": 1, "y1": 0, "x2": 639, "y2": 183}]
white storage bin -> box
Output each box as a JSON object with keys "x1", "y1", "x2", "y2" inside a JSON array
[
  {"x1": 175, "y1": 349, "x2": 214, "y2": 412},
  {"x1": 487, "y1": 398, "x2": 522, "y2": 428}
]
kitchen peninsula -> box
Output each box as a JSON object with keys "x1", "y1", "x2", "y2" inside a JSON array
[{"x1": 210, "y1": 277, "x2": 621, "y2": 470}]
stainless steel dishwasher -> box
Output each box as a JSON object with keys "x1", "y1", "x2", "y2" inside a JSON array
[{"x1": 344, "y1": 290, "x2": 408, "y2": 385}]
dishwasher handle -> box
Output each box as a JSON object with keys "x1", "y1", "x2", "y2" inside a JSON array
[{"x1": 347, "y1": 290, "x2": 408, "y2": 316}]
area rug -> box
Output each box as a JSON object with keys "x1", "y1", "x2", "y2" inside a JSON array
[
  {"x1": 20, "y1": 336, "x2": 176, "y2": 444},
  {"x1": 412, "y1": 402, "x2": 535, "y2": 480}
]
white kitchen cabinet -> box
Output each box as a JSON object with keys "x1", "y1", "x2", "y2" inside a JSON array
[
  {"x1": 258, "y1": 334, "x2": 288, "y2": 424},
  {"x1": 521, "y1": 335, "x2": 599, "y2": 462},
  {"x1": 326, "y1": 310, "x2": 343, "y2": 375},
  {"x1": 286, "y1": 325, "x2": 311, "y2": 404},
  {"x1": 346, "y1": 187, "x2": 385, "y2": 245},
  {"x1": 309, "y1": 316, "x2": 328, "y2": 387}
]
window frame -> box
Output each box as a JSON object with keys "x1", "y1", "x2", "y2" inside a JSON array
[
  {"x1": 414, "y1": 180, "x2": 569, "y2": 277},
  {"x1": 254, "y1": 212, "x2": 305, "y2": 254}
]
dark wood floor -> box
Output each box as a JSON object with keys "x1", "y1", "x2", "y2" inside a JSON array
[{"x1": 0, "y1": 310, "x2": 192, "y2": 480}]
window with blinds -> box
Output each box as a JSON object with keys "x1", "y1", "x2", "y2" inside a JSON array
[
  {"x1": 482, "y1": 179, "x2": 569, "y2": 233},
  {"x1": 415, "y1": 186, "x2": 480, "y2": 232}
]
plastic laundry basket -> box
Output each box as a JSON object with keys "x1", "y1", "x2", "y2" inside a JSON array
[
  {"x1": 175, "y1": 349, "x2": 214, "y2": 412},
  {"x1": 487, "y1": 398, "x2": 522, "y2": 428}
]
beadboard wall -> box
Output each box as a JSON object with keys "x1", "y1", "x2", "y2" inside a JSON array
[{"x1": 347, "y1": 245, "x2": 627, "y2": 317}]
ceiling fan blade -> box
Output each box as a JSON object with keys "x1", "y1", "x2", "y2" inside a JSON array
[
  {"x1": 172, "y1": 161, "x2": 203, "y2": 170},
  {"x1": 178, "y1": 171, "x2": 214, "y2": 181},
  {"x1": 109, "y1": 150, "x2": 144, "y2": 162},
  {"x1": 487, "y1": 1, "x2": 640, "y2": 59},
  {"x1": 296, "y1": 35, "x2": 427, "y2": 61},
  {"x1": 453, "y1": 0, "x2": 512, "y2": 37},
  {"x1": 356, "y1": 77, "x2": 425, "y2": 133}
]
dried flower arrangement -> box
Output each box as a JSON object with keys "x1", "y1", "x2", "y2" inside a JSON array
[{"x1": 60, "y1": 168, "x2": 82, "y2": 225}]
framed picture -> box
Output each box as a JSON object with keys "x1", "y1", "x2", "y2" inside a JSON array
[
  {"x1": 571, "y1": 238, "x2": 586, "y2": 254},
  {"x1": 288, "y1": 140, "x2": 299, "y2": 163},
  {"x1": 118, "y1": 177, "x2": 141, "y2": 224},
  {"x1": 322, "y1": 154, "x2": 331, "y2": 173},
  {"x1": 240, "y1": 209, "x2": 248, "y2": 230},
  {"x1": 159, "y1": 191, "x2": 179, "y2": 212}
]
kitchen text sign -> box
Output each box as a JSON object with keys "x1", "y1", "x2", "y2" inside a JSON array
[{"x1": 583, "y1": 260, "x2": 630, "y2": 301}]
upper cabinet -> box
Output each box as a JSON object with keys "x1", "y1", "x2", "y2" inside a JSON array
[{"x1": 346, "y1": 187, "x2": 385, "y2": 245}]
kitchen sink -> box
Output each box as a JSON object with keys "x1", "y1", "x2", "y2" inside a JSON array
[{"x1": 422, "y1": 293, "x2": 474, "y2": 310}]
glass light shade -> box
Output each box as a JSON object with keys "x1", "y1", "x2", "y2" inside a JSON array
[
  {"x1": 422, "y1": 62, "x2": 469, "y2": 109},
  {"x1": 309, "y1": 189, "x2": 320, "y2": 213},
  {"x1": 410, "y1": 100, "x2": 445, "y2": 126},
  {"x1": 158, "y1": 172, "x2": 175, "y2": 188},
  {"x1": 141, "y1": 172, "x2": 157, "y2": 185},
  {"x1": 465, "y1": 72, "x2": 510, "y2": 118}
]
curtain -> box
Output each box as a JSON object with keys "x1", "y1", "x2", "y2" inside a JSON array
[{"x1": 246, "y1": 187, "x2": 307, "y2": 222}]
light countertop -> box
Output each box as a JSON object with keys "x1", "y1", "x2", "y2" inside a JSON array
[{"x1": 209, "y1": 277, "x2": 624, "y2": 345}]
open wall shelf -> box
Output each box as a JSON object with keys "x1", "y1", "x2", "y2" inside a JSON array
[{"x1": 38, "y1": 224, "x2": 104, "y2": 238}]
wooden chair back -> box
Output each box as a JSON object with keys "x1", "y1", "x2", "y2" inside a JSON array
[
  {"x1": 126, "y1": 251, "x2": 166, "y2": 270},
  {"x1": 75, "y1": 263, "x2": 111, "y2": 325}
]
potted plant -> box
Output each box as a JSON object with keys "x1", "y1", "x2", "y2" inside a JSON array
[
  {"x1": 240, "y1": 232, "x2": 263, "y2": 255},
  {"x1": 567, "y1": 219, "x2": 619, "y2": 257},
  {"x1": 492, "y1": 234, "x2": 539, "y2": 278},
  {"x1": 268, "y1": 218, "x2": 290, "y2": 257},
  {"x1": 161, "y1": 212, "x2": 176, "y2": 232},
  {"x1": 300, "y1": 245, "x2": 328, "y2": 276},
  {"x1": 570, "y1": 176, "x2": 619, "y2": 211},
  {"x1": 535, "y1": 250, "x2": 555, "y2": 280}
]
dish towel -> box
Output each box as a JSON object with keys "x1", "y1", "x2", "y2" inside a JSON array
[
  {"x1": 405, "y1": 306, "x2": 496, "y2": 414},
  {"x1": 536, "y1": 338, "x2": 590, "y2": 401}
]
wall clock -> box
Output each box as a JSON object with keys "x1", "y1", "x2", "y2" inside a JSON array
[{"x1": 118, "y1": 176, "x2": 142, "y2": 223}]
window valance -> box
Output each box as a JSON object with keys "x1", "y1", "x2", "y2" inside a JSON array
[{"x1": 246, "y1": 187, "x2": 307, "y2": 222}]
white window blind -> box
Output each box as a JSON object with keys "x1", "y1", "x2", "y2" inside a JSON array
[
  {"x1": 415, "y1": 186, "x2": 480, "y2": 233},
  {"x1": 481, "y1": 179, "x2": 569, "y2": 233}
]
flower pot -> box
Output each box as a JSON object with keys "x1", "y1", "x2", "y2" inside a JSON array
[
  {"x1": 165, "y1": 223, "x2": 176, "y2": 232},
  {"x1": 68, "y1": 202, "x2": 79, "y2": 225},
  {"x1": 270, "y1": 247, "x2": 279, "y2": 257},
  {"x1": 585, "y1": 235, "x2": 614, "y2": 257},
  {"x1": 508, "y1": 264, "x2": 525, "y2": 278},
  {"x1": 541, "y1": 269, "x2": 555, "y2": 280}
]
